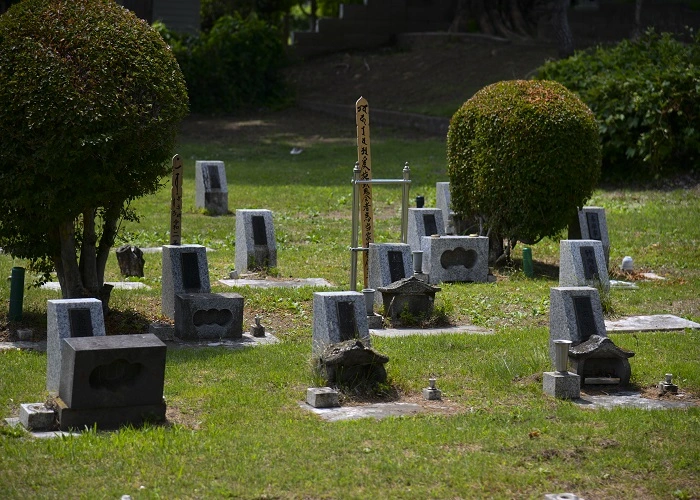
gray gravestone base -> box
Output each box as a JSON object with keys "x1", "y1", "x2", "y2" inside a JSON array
[
  {"x1": 174, "y1": 292, "x2": 244, "y2": 340},
  {"x1": 57, "y1": 334, "x2": 166, "y2": 431},
  {"x1": 543, "y1": 371, "x2": 581, "y2": 399}
]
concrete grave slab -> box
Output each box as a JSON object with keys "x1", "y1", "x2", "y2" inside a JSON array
[
  {"x1": 161, "y1": 244, "x2": 211, "y2": 319},
  {"x1": 195, "y1": 160, "x2": 228, "y2": 215},
  {"x1": 407, "y1": 208, "x2": 445, "y2": 252},
  {"x1": 370, "y1": 324, "x2": 492, "y2": 337},
  {"x1": 174, "y1": 292, "x2": 244, "y2": 340},
  {"x1": 559, "y1": 239, "x2": 609, "y2": 290},
  {"x1": 605, "y1": 314, "x2": 700, "y2": 332},
  {"x1": 312, "y1": 291, "x2": 370, "y2": 358},
  {"x1": 368, "y1": 243, "x2": 414, "y2": 304},
  {"x1": 578, "y1": 206, "x2": 609, "y2": 266},
  {"x1": 219, "y1": 277, "x2": 333, "y2": 289},
  {"x1": 47, "y1": 298, "x2": 106, "y2": 395},
  {"x1": 4, "y1": 417, "x2": 79, "y2": 439},
  {"x1": 301, "y1": 401, "x2": 424, "y2": 422},
  {"x1": 235, "y1": 209, "x2": 277, "y2": 273},
  {"x1": 575, "y1": 390, "x2": 699, "y2": 410},
  {"x1": 421, "y1": 235, "x2": 489, "y2": 284}
]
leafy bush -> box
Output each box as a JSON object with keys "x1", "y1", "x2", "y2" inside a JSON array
[
  {"x1": 0, "y1": 0, "x2": 188, "y2": 300},
  {"x1": 446, "y1": 80, "x2": 601, "y2": 258},
  {"x1": 536, "y1": 30, "x2": 700, "y2": 179},
  {"x1": 155, "y1": 14, "x2": 289, "y2": 113}
]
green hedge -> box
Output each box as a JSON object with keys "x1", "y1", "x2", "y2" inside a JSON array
[
  {"x1": 536, "y1": 30, "x2": 700, "y2": 179},
  {"x1": 155, "y1": 14, "x2": 289, "y2": 113}
]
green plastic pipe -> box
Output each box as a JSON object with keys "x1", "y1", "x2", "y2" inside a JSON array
[
  {"x1": 522, "y1": 248, "x2": 534, "y2": 278},
  {"x1": 9, "y1": 266, "x2": 25, "y2": 321}
]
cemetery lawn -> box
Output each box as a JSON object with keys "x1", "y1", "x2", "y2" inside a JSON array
[{"x1": 1, "y1": 109, "x2": 699, "y2": 498}]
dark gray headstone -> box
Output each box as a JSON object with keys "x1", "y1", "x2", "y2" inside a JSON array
[
  {"x1": 336, "y1": 301, "x2": 358, "y2": 341},
  {"x1": 388, "y1": 251, "x2": 406, "y2": 283},
  {"x1": 573, "y1": 296, "x2": 596, "y2": 342},
  {"x1": 69, "y1": 308, "x2": 93, "y2": 338},
  {"x1": 174, "y1": 292, "x2": 244, "y2": 340},
  {"x1": 586, "y1": 212, "x2": 601, "y2": 240},
  {"x1": 252, "y1": 215, "x2": 268, "y2": 245},
  {"x1": 206, "y1": 163, "x2": 221, "y2": 190},
  {"x1": 579, "y1": 246, "x2": 598, "y2": 280},
  {"x1": 423, "y1": 213, "x2": 438, "y2": 236},
  {"x1": 181, "y1": 252, "x2": 201, "y2": 291}
]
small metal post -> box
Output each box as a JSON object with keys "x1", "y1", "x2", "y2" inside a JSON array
[
  {"x1": 350, "y1": 162, "x2": 360, "y2": 291},
  {"x1": 554, "y1": 339, "x2": 572, "y2": 373},
  {"x1": 401, "y1": 162, "x2": 410, "y2": 243},
  {"x1": 522, "y1": 247, "x2": 534, "y2": 277},
  {"x1": 9, "y1": 266, "x2": 25, "y2": 322}
]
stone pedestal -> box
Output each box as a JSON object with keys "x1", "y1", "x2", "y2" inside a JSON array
[
  {"x1": 306, "y1": 387, "x2": 339, "y2": 408},
  {"x1": 421, "y1": 235, "x2": 489, "y2": 284},
  {"x1": 543, "y1": 371, "x2": 581, "y2": 399},
  {"x1": 174, "y1": 292, "x2": 244, "y2": 340}
]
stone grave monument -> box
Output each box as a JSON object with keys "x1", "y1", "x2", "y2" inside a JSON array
[
  {"x1": 435, "y1": 182, "x2": 454, "y2": 234},
  {"x1": 161, "y1": 244, "x2": 211, "y2": 319},
  {"x1": 174, "y1": 292, "x2": 244, "y2": 340},
  {"x1": 195, "y1": 160, "x2": 228, "y2": 215},
  {"x1": 578, "y1": 206, "x2": 609, "y2": 267},
  {"x1": 368, "y1": 243, "x2": 414, "y2": 305},
  {"x1": 47, "y1": 298, "x2": 106, "y2": 395},
  {"x1": 559, "y1": 239, "x2": 609, "y2": 291},
  {"x1": 549, "y1": 286, "x2": 635, "y2": 385},
  {"x1": 377, "y1": 276, "x2": 441, "y2": 321},
  {"x1": 312, "y1": 291, "x2": 370, "y2": 357},
  {"x1": 422, "y1": 235, "x2": 489, "y2": 284},
  {"x1": 235, "y1": 209, "x2": 277, "y2": 273},
  {"x1": 115, "y1": 245, "x2": 145, "y2": 277},
  {"x1": 56, "y1": 334, "x2": 167, "y2": 431},
  {"x1": 407, "y1": 208, "x2": 445, "y2": 253}
]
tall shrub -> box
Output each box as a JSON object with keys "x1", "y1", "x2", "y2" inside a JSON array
[
  {"x1": 537, "y1": 30, "x2": 700, "y2": 179},
  {"x1": 447, "y1": 80, "x2": 601, "y2": 261},
  {"x1": 0, "y1": 0, "x2": 188, "y2": 303}
]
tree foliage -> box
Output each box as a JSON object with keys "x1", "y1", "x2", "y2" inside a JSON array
[
  {"x1": 447, "y1": 80, "x2": 601, "y2": 259},
  {"x1": 0, "y1": 0, "x2": 188, "y2": 302}
]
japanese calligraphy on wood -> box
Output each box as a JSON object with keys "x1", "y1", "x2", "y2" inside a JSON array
[
  {"x1": 356, "y1": 96, "x2": 374, "y2": 288},
  {"x1": 170, "y1": 154, "x2": 184, "y2": 245}
]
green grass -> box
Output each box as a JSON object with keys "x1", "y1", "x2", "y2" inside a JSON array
[{"x1": 1, "y1": 117, "x2": 699, "y2": 498}]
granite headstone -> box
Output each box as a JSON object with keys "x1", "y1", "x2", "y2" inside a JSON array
[
  {"x1": 195, "y1": 160, "x2": 228, "y2": 215},
  {"x1": 235, "y1": 209, "x2": 277, "y2": 273},
  {"x1": 559, "y1": 239, "x2": 609, "y2": 290},
  {"x1": 312, "y1": 292, "x2": 370, "y2": 358},
  {"x1": 161, "y1": 244, "x2": 211, "y2": 319}
]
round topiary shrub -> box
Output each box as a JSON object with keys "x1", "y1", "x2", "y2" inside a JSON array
[
  {"x1": 0, "y1": 0, "x2": 188, "y2": 301},
  {"x1": 446, "y1": 79, "x2": 601, "y2": 260}
]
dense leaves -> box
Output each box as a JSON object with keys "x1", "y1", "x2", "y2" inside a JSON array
[
  {"x1": 0, "y1": 0, "x2": 188, "y2": 297},
  {"x1": 536, "y1": 30, "x2": 700, "y2": 179},
  {"x1": 446, "y1": 80, "x2": 601, "y2": 250},
  {"x1": 155, "y1": 14, "x2": 288, "y2": 113}
]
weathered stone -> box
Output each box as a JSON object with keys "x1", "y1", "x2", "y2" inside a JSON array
[
  {"x1": 377, "y1": 276, "x2": 441, "y2": 321},
  {"x1": 174, "y1": 292, "x2": 244, "y2": 340},
  {"x1": 549, "y1": 286, "x2": 607, "y2": 363},
  {"x1": 435, "y1": 182, "x2": 454, "y2": 234},
  {"x1": 195, "y1": 160, "x2": 228, "y2": 216},
  {"x1": 421, "y1": 235, "x2": 489, "y2": 284},
  {"x1": 543, "y1": 371, "x2": 581, "y2": 399},
  {"x1": 306, "y1": 387, "x2": 339, "y2": 408},
  {"x1": 319, "y1": 339, "x2": 389, "y2": 386},
  {"x1": 568, "y1": 334, "x2": 635, "y2": 386},
  {"x1": 235, "y1": 209, "x2": 277, "y2": 272},
  {"x1": 161, "y1": 245, "x2": 211, "y2": 319},
  {"x1": 19, "y1": 403, "x2": 56, "y2": 431},
  {"x1": 115, "y1": 245, "x2": 145, "y2": 277},
  {"x1": 368, "y1": 243, "x2": 414, "y2": 305}
]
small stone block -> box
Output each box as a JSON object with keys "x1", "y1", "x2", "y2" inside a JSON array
[
  {"x1": 19, "y1": 403, "x2": 56, "y2": 431},
  {"x1": 543, "y1": 371, "x2": 581, "y2": 400},
  {"x1": 306, "y1": 387, "x2": 339, "y2": 408},
  {"x1": 658, "y1": 382, "x2": 678, "y2": 394},
  {"x1": 422, "y1": 388, "x2": 442, "y2": 400},
  {"x1": 367, "y1": 313, "x2": 383, "y2": 329},
  {"x1": 174, "y1": 292, "x2": 244, "y2": 340}
]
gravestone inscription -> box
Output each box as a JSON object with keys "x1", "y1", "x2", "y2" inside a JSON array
[
  {"x1": 579, "y1": 246, "x2": 598, "y2": 280},
  {"x1": 206, "y1": 163, "x2": 221, "y2": 190},
  {"x1": 388, "y1": 251, "x2": 406, "y2": 283},
  {"x1": 252, "y1": 215, "x2": 268, "y2": 245},
  {"x1": 423, "y1": 213, "x2": 438, "y2": 237},
  {"x1": 573, "y1": 296, "x2": 596, "y2": 342},
  {"x1": 586, "y1": 212, "x2": 601, "y2": 240},
  {"x1": 69, "y1": 309, "x2": 93, "y2": 338},
  {"x1": 559, "y1": 240, "x2": 609, "y2": 290},
  {"x1": 181, "y1": 252, "x2": 202, "y2": 291},
  {"x1": 195, "y1": 160, "x2": 228, "y2": 216},
  {"x1": 336, "y1": 301, "x2": 358, "y2": 341}
]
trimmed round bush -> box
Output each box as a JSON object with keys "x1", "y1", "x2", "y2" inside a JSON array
[
  {"x1": 446, "y1": 80, "x2": 601, "y2": 251},
  {"x1": 0, "y1": 0, "x2": 188, "y2": 299}
]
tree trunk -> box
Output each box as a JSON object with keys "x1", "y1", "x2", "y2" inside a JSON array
[
  {"x1": 551, "y1": 0, "x2": 574, "y2": 58},
  {"x1": 55, "y1": 219, "x2": 86, "y2": 299}
]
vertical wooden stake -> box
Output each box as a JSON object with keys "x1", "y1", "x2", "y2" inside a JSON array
[
  {"x1": 170, "y1": 154, "x2": 183, "y2": 246},
  {"x1": 355, "y1": 97, "x2": 374, "y2": 288}
]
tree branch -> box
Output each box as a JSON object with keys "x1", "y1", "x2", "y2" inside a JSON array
[
  {"x1": 96, "y1": 204, "x2": 120, "y2": 286},
  {"x1": 57, "y1": 219, "x2": 85, "y2": 299}
]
